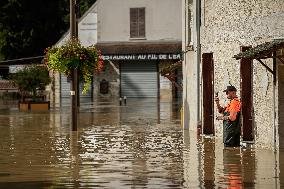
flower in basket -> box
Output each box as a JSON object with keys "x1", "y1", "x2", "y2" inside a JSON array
[{"x1": 44, "y1": 38, "x2": 104, "y2": 94}]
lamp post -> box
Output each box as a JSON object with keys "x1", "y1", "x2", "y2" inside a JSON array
[{"x1": 70, "y1": 0, "x2": 78, "y2": 131}]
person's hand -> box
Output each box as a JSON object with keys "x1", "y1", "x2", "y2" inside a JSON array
[
  {"x1": 216, "y1": 115, "x2": 230, "y2": 121},
  {"x1": 216, "y1": 115, "x2": 223, "y2": 120},
  {"x1": 214, "y1": 96, "x2": 220, "y2": 104}
]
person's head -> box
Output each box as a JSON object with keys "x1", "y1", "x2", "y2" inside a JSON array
[{"x1": 223, "y1": 85, "x2": 237, "y2": 99}]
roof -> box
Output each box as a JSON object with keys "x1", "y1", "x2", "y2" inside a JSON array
[
  {"x1": 233, "y1": 39, "x2": 284, "y2": 60},
  {"x1": 0, "y1": 56, "x2": 44, "y2": 66},
  {"x1": 96, "y1": 41, "x2": 182, "y2": 55},
  {"x1": 0, "y1": 80, "x2": 17, "y2": 91}
]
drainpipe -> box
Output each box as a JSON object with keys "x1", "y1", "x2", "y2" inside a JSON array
[
  {"x1": 183, "y1": 0, "x2": 187, "y2": 129},
  {"x1": 182, "y1": 0, "x2": 188, "y2": 129},
  {"x1": 183, "y1": 0, "x2": 201, "y2": 130},
  {"x1": 194, "y1": 0, "x2": 201, "y2": 126},
  {"x1": 272, "y1": 51, "x2": 278, "y2": 189},
  {"x1": 273, "y1": 51, "x2": 277, "y2": 152}
]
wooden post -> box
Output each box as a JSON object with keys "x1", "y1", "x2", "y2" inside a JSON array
[
  {"x1": 240, "y1": 46, "x2": 253, "y2": 141},
  {"x1": 70, "y1": 0, "x2": 78, "y2": 131},
  {"x1": 76, "y1": 8, "x2": 80, "y2": 107},
  {"x1": 202, "y1": 53, "x2": 214, "y2": 135}
]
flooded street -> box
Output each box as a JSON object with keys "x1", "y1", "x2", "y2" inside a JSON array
[{"x1": 0, "y1": 98, "x2": 283, "y2": 188}]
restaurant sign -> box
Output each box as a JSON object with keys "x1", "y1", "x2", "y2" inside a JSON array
[{"x1": 102, "y1": 53, "x2": 181, "y2": 60}]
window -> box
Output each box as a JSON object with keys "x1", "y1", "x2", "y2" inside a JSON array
[{"x1": 130, "y1": 8, "x2": 145, "y2": 38}]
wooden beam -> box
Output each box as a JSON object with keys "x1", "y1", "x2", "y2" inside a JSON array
[
  {"x1": 271, "y1": 55, "x2": 284, "y2": 59},
  {"x1": 202, "y1": 53, "x2": 214, "y2": 135},
  {"x1": 240, "y1": 46, "x2": 254, "y2": 141},
  {"x1": 251, "y1": 53, "x2": 284, "y2": 60},
  {"x1": 277, "y1": 57, "x2": 284, "y2": 65},
  {"x1": 164, "y1": 74, "x2": 182, "y2": 90},
  {"x1": 273, "y1": 52, "x2": 277, "y2": 84},
  {"x1": 256, "y1": 58, "x2": 274, "y2": 75}
]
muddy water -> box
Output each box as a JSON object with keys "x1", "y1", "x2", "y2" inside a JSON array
[{"x1": 0, "y1": 98, "x2": 282, "y2": 188}]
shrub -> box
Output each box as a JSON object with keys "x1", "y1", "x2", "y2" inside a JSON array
[{"x1": 10, "y1": 65, "x2": 51, "y2": 102}]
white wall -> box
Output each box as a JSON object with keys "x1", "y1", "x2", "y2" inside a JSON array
[
  {"x1": 57, "y1": 4, "x2": 98, "y2": 47},
  {"x1": 97, "y1": 0, "x2": 182, "y2": 42},
  {"x1": 78, "y1": 13, "x2": 97, "y2": 47}
]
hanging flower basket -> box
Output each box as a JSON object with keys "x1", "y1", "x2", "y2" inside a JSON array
[{"x1": 44, "y1": 38, "x2": 103, "y2": 94}]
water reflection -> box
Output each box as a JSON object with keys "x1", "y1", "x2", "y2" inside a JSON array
[
  {"x1": 70, "y1": 131, "x2": 80, "y2": 188},
  {"x1": 0, "y1": 98, "x2": 281, "y2": 188},
  {"x1": 242, "y1": 147, "x2": 256, "y2": 188},
  {"x1": 203, "y1": 138, "x2": 215, "y2": 188},
  {"x1": 202, "y1": 140, "x2": 256, "y2": 189},
  {"x1": 222, "y1": 148, "x2": 243, "y2": 188}
]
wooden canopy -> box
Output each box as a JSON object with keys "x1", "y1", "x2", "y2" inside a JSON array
[
  {"x1": 233, "y1": 40, "x2": 284, "y2": 145},
  {"x1": 233, "y1": 39, "x2": 284, "y2": 60},
  {"x1": 233, "y1": 39, "x2": 284, "y2": 75},
  {"x1": 96, "y1": 41, "x2": 181, "y2": 55}
]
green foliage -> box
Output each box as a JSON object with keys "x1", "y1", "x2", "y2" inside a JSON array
[
  {"x1": 77, "y1": 0, "x2": 97, "y2": 17},
  {"x1": 160, "y1": 61, "x2": 183, "y2": 90},
  {"x1": 10, "y1": 65, "x2": 51, "y2": 101},
  {"x1": 45, "y1": 39, "x2": 103, "y2": 94},
  {"x1": 0, "y1": 0, "x2": 69, "y2": 59},
  {"x1": 0, "y1": 0, "x2": 97, "y2": 60},
  {"x1": 160, "y1": 61, "x2": 182, "y2": 76}
]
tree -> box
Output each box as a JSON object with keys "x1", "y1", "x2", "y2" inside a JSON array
[
  {"x1": 10, "y1": 65, "x2": 51, "y2": 102},
  {"x1": 160, "y1": 61, "x2": 183, "y2": 90},
  {"x1": 0, "y1": 0, "x2": 96, "y2": 60}
]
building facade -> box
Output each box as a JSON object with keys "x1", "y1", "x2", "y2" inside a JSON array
[
  {"x1": 183, "y1": 0, "x2": 284, "y2": 149},
  {"x1": 96, "y1": 0, "x2": 182, "y2": 99},
  {"x1": 51, "y1": 0, "x2": 182, "y2": 102}
]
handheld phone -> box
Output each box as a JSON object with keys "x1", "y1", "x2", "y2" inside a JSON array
[{"x1": 215, "y1": 92, "x2": 218, "y2": 97}]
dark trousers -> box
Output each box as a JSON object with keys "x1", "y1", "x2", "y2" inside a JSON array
[{"x1": 223, "y1": 122, "x2": 240, "y2": 147}]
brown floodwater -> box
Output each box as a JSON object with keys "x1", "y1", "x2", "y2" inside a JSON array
[{"x1": 0, "y1": 98, "x2": 283, "y2": 188}]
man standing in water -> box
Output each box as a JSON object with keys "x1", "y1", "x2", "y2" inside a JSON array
[{"x1": 215, "y1": 85, "x2": 241, "y2": 147}]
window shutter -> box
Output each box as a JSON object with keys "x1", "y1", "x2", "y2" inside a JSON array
[
  {"x1": 130, "y1": 8, "x2": 145, "y2": 38},
  {"x1": 138, "y1": 8, "x2": 145, "y2": 37},
  {"x1": 130, "y1": 8, "x2": 138, "y2": 38}
]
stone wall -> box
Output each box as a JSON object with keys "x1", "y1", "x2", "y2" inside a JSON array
[
  {"x1": 48, "y1": 72, "x2": 61, "y2": 108},
  {"x1": 200, "y1": 0, "x2": 284, "y2": 148},
  {"x1": 93, "y1": 61, "x2": 120, "y2": 98}
]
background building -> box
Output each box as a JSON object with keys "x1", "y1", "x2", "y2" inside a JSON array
[{"x1": 52, "y1": 0, "x2": 182, "y2": 102}]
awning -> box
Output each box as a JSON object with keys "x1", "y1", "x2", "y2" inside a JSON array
[
  {"x1": 96, "y1": 41, "x2": 182, "y2": 55},
  {"x1": 233, "y1": 39, "x2": 284, "y2": 60},
  {"x1": 233, "y1": 39, "x2": 284, "y2": 75}
]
